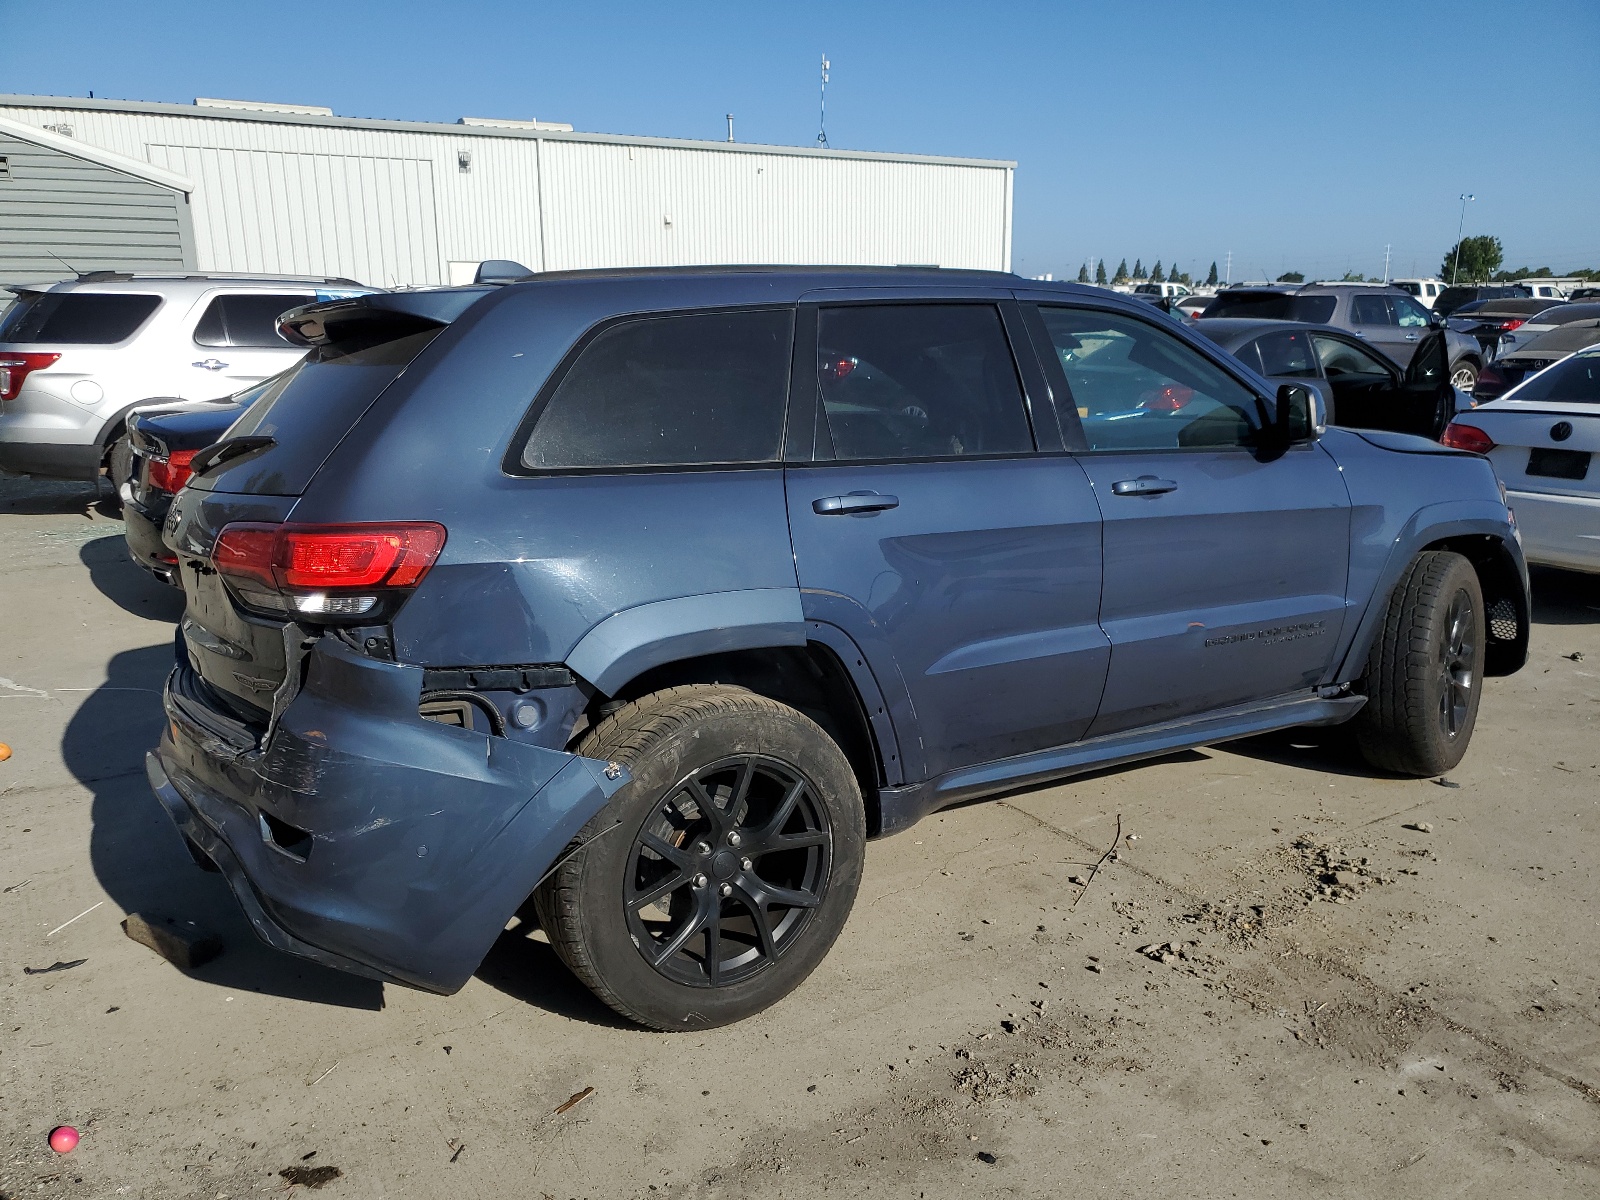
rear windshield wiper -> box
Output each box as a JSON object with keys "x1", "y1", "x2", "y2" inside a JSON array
[{"x1": 190, "y1": 435, "x2": 275, "y2": 478}]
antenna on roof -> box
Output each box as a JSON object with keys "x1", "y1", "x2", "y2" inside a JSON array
[
  {"x1": 817, "y1": 55, "x2": 830, "y2": 148},
  {"x1": 47, "y1": 249, "x2": 82, "y2": 276}
]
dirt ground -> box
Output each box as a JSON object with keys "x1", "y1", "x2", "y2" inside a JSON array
[{"x1": 1, "y1": 471, "x2": 1597, "y2": 1200}]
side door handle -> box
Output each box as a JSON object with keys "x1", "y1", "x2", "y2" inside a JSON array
[
  {"x1": 813, "y1": 491, "x2": 900, "y2": 515},
  {"x1": 192, "y1": 358, "x2": 229, "y2": 371},
  {"x1": 1404, "y1": 333, "x2": 1420, "y2": 342},
  {"x1": 1110, "y1": 476, "x2": 1178, "y2": 497}
]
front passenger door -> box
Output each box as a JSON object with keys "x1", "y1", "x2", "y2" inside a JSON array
[{"x1": 1029, "y1": 303, "x2": 1352, "y2": 736}]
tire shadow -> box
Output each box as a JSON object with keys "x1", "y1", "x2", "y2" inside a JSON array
[
  {"x1": 68, "y1": 642, "x2": 384, "y2": 1010},
  {"x1": 80, "y1": 534, "x2": 185, "y2": 622},
  {"x1": 0, "y1": 471, "x2": 119, "y2": 519},
  {"x1": 1530, "y1": 566, "x2": 1600, "y2": 627},
  {"x1": 474, "y1": 901, "x2": 636, "y2": 1029}
]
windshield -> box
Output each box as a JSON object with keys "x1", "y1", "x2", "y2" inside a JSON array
[{"x1": 1511, "y1": 352, "x2": 1600, "y2": 404}]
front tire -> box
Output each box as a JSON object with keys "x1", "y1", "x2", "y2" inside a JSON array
[
  {"x1": 1353, "y1": 551, "x2": 1485, "y2": 775},
  {"x1": 535, "y1": 685, "x2": 866, "y2": 1030}
]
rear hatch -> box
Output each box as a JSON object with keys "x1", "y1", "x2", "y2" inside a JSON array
[
  {"x1": 1199, "y1": 290, "x2": 1336, "y2": 323},
  {"x1": 0, "y1": 286, "x2": 164, "y2": 409},
  {"x1": 166, "y1": 290, "x2": 483, "y2": 731},
  {"x1": 1468, "y1": 353, "x2": 1600, "y2": 498}
]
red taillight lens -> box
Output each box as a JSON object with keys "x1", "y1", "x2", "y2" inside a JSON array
[
  {"x1": 146, "y1": 449, "x2": 197, "y2": 494},
  {"x1": 0, "y1": 352, "x2": 60, "y2": 400},
  {"x1": 1139, "y1": 383, "x2": 1195, "y2": 412},
  {"x1": 1441, "y1": 422, "x2": 1495, "y2": 453},
  {"x1": 211, "y1": 522, "x2": 446, "y2": 619},
  {"x1": 1497, "y1": 319, "x2": 1526, "y2": 331},
  {"x1": 1472, "y1": 365, "x2": 1504, "y2": 399}
]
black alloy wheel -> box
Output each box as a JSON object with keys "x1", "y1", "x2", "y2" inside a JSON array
[{"x1": 626, "y1": 754, "x2": 832, "y2": 987}]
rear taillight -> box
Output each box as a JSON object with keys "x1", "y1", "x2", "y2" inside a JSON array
[
  {"x1": 1496, "y1": 319, "x2": 1526, "y2": 332},
  {"x1": 1441, "y1": 422, "x2": 1495, "y2": 454},
  {"x1": 211, "y1": 522, "x2": 447, "y2": 620},
  {"x1": 1471, "y1": 365, "x2": 1505, "y2": 400},
  {"x1": 146, "y1": 449, "x2": 197, "y2": 494},
  {"x1": 0, "y1": 352, "x2": 60, "y2": 400}
]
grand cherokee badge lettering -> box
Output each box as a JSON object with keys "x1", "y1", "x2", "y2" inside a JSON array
[{"x1": 1205, "y1": 620, "x2": 1326, "y2": 648}]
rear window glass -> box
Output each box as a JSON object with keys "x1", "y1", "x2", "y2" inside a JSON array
[
  {"x1": 522, "y1": 309, "x2": 793, "y2": 470},
  {"x1": 0, "y1": 292, "x2": 161, "y2": 344},
  {"x1": 193, "y1": 293, "x2": 313, "y2": 348},
  {"x1": 201, "y1": 327, "x2": 443, "y2": 496},
  {"x1": 1511, "y1": 353, "x2": 1600, "y2": 404},
  {"x1": 1541, "y1": 304, "x2": 1600, "y2": 325},
  {"x1": 1201, "y1": 293, "x2": 1336, "y2": 323},
  {"x1": 1238, "y1": 330, "x2": 1320, "y2": 378}
]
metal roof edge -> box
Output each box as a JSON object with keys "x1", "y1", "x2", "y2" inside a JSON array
[
  {"x1": 0, "y1": 94, "x2": 1016, "y2": 170},
  {"x1": 0, "y1": 111, "x2": 195, "y2": 192}
]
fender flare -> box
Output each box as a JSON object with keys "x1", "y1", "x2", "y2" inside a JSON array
[
  {"x1": 566, "y1": 588, "x2": 807, "y2": 699},
  {"x1": 1331, "y1": 499, "x2": 1528, "y2": 683}
]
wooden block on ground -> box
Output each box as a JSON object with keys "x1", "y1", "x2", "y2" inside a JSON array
[{"x1": 122, "y1": 913, "x2": 223, "y2": 970}]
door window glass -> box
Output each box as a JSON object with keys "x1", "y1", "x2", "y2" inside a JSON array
[
  {"x1": 1251, "y1": 329, "x2": 1321, "y2": 378},
  {"x1": 1038, "y1": 306, "x2": 1265, "y2": 451},
  {"x1": 522, "y1": 308, "x2": 793, "y2": 470},
  {"x1": 194, "y1": 294, "x2": 314, "y2": 348},
  {"x1": 816, "y1": 304, "x2": 1032, "y2": 460},
  {"x1": 1391, "y1": 295, "x2": 1431, "y2": 327},
  {"x1": 1350, "y1": 295, "x2": 1393, "y2": 325},
  {"x1": 1312, "y1": 334, "x2": 1392, "y2": 378}
]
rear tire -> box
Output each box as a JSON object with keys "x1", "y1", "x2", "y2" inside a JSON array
[
  {"x1": 104, "y1": 433, "x2": 134, "y2": 512},
  {"x1": 1353, "y1": 551, "x2": 1484, "y2": 776},
  {"x1": 534, "y1": 685, "x2": 866, "y2": 1030}
]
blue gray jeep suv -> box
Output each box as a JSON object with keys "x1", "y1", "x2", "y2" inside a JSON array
[{"x1": 146, "y1": 269, "x2": 1529, "y2": 1029}]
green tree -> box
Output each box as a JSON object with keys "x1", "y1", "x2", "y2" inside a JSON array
[
  {"x1": 1170, "y1": 264, "x2": 1188, "y2": 285},
  {"x1": 1077, "y1": 263, "x2": 1090, "y2": 283},
  {"x1": 1132, "y1": 258, "x2": 1145, "y2": 279},
  {"x1": 1276, "y1": 271, "x2": 1305, "y2": 283},
  {"x1": 1095, "y1": 260, "x2": 1108, "y2": 285},
  {"x1": 1442, "y1": 235, "x2": 1503, "y2": 284},
  {"x1": 1206, "y1": 261, "x2": 1219, "y2": 286},
  {"x1": 1339, "y1": 270, "x2": 1367, "y2": 282},
  {"x1": 1112, "y1": 259, "x2": 1129, "y2": 284},
  {"x1": 1150, "y1": 261, "x2": 1165, "y2": 282}
]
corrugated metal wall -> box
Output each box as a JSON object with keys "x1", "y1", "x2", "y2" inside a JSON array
[
  {"x1": 0, "y1": 131, "x2": 189, "y2": 285},
  {"x1": 0, "y1": 102, "x2": 1011, "y2": 287}
]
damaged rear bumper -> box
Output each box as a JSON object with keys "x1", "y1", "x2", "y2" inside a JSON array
[{"x1": 148, "y1": 636, "x2": 626, "y2": 994}]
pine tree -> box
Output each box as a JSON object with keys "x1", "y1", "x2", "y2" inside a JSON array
[
  {"x1": 1095, "y1": 260, "x2": 1108, "y2": 285},
  {"x1": 1132, "y1": 259, "x2": 1145, "y2": 279},
  {"x1": 1151, "y1": 261, "x2": 1165, "y2": 282},
  {"x1": 1206, "y1": 261, "x2": 1219, "y2": 286},
  {"x1": 1112, "y1": 259, "x2": 1128, "y2": 284},
  {"x1": 1077, "y1": 263, "x2": 1090, "y2": 283}
]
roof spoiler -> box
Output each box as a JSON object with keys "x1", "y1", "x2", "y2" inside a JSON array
[{"x1": 277, "y1": 290, "x2": 485, "y2": 348}]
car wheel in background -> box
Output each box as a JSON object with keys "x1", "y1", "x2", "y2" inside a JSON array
[
  {"x1": 104, "y1": 433, "x2": 134, "y2": 512},
  {"x1": 1449, "y1": 359, "x2": 1479, "y2": 392},
  {"x1": 1353, "y1": 551, "x2": 1485, "y2": 776},
  {"x1": 534, "y1": 684, "x2": 866, "y2": 1030}
]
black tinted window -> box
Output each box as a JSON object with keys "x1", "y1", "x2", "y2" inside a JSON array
[
  {"x1": 1201, "y1": 292, "x2": 1336, "y2": 323},
  {"x1": 1511, "y1": 352, "x2": 1600, "y2": 404},
  {"x1": 193, "y1": 294, "x2": 312, "y2": 348},
  {"x1": 0, "y1": 292, "x2": 160, "y2": 344},
  {"x1": 816, "y1": 304, "x2": 1032, "y2": 461},
  {"x1": 1350, "y1": 295, "x2": 1392, "y2": 325},
  {"x1": 1038, "y1": 306, "x2": 1264, "y2": 451},
  {"x1": 523, "y1": 309, "x2": 793, "y2": 470},
  {"x1": 1249, "y1": 330, "x2": 1320, "y2": 378}
]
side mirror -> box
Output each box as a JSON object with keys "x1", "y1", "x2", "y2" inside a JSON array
[
  {"x1": 1276, "y1": 383, "x2": 1324, "y2": 442},
  {"x1": 1428, "y1": 310, "x2": 1445, "y2": 328}
]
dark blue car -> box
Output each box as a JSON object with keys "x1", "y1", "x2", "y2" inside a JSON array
[{"x1": 147, "y1": 269, "x2": 1529, "y2": 1028}]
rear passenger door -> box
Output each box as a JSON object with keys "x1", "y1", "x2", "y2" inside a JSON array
[
  {"x1": 187, "y1": 290, "x2": 315, "y2": 397},
  {"x1": 1023, "y1": 300, "x2": 1352, "y2": 737},
  {"x1": 785, "y1": 297, "x2": 1109, "y2": 781}
]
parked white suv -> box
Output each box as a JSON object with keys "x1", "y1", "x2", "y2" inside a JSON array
[{"x1": 0, "y1": 272, "x2": 373, "y2": 482}]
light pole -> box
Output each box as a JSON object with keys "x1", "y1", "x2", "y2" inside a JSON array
[{"x1": 1451, "y1": 193, "x2": 1475, "y2": 285}]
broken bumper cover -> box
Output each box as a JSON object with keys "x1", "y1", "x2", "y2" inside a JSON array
[{"x1": 148, "y1": 637, "x2": 626, "y2": 994}]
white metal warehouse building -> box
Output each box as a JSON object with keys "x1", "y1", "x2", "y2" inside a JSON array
[{"x1": 0, "y1": 93, "x2": 1014, "y2": 288}]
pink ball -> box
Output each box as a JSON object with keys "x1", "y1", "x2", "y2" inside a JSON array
[{"x1": 48, "y1": 1126, "x2": 79, "y2": 1154}]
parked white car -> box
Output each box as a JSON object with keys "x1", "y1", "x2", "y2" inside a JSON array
[
  {"x1": 1444, "y1": 344, "x2": 1600, "y2": 573},
  {"x1": 0, "y1": 272, "x2": 373, "y2": 484},
  {"x1": 1132, "y1": 281, "x2": 1193, "y2": 300},
  {"x1": 1392, "y1": 278, "x2": 1447, "y2": 309}
]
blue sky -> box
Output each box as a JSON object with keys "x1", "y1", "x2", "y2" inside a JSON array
[{"x1": 5, "y1": 0, "x2": 1597, "y2": 281}]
